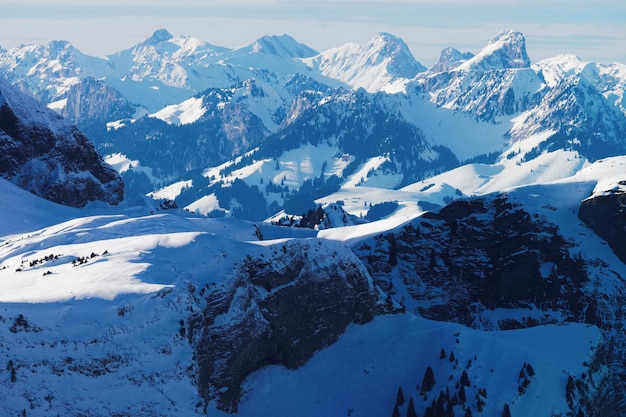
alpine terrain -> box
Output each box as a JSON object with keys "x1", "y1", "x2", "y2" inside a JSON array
[{"x1": 1, "y1": 28, "x2": 626, "y2": 416}]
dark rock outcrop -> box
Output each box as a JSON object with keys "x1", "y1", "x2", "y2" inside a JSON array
[
  {"x1": 356, "y1": 194, "x2": 590, "y2": 327},
  {"x1": 578, "y1": 187, "x2": 626, "y2": 264},
  {"x1": 0, "y1": 77, "x2": 124, "y2": 207},
  {"x1": 187, "y1": 239, "x2": 383, "y2": 413}
]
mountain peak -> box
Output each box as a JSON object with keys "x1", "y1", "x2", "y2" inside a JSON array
[
  {"x1": 431, "y1": 47, "x2": 475, "y2": 72},
  {"x1": 365, "y1": 32, "x2": 427, "y2": 78},
  {"x1": 371, "y1": 32, "x2": 402, "y2": 45},
  {"x1": 458, "y1": 29, "x2": 530, "y2": 71},
  {"x1": 368, "y1": 32, "x2": 410, "y2": 56},
  {"x1": 47, "y1": 39, "x2": 72, "y2": 51},
  {"x1": 246, "y1": 34, "x2": 318, "y2": 58},
  {"x1": 148, "y1": 28, "x2": 174, "y2": 44}
]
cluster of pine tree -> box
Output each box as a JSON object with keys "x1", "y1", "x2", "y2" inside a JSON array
[{"x1": 388, "y1": 346, "x2": 519, "y2": 417}]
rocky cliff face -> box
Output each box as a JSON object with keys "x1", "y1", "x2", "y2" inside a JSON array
[
  {"x1": 61, "y1": 77, "x2": 136, "y2": 127},
  {"x1": 579, "y1": 186, "x2": 626, "y2": 264},
  {"x1": 186, "y1": 238, "x2": 385, "y2": 412},
  {"x1": 350, "y1": 192, "x2": 626, "y2": 409},
  {"x1": 0, "y1": 78, "x2": 123, "y2": 207},
  {"x1": 355, "y1": 194, "x2": 591, "y2": 327}
]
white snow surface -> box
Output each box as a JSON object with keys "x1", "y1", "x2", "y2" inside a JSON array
[
  {"x1": 148, "y1": 179, "x2": 193, "y2": 200},
  {"x1": 149, "y1": 96, "x2": 206, "y2": 125},
  {"x1": 238, "y1": 314, "x2": 601, "y2": 417},
  {"x1": 0, "y1": 150, "x2": 623, "y2": 415}
]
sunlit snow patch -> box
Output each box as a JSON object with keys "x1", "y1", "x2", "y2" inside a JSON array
[
  {"x1": 0, "y1": 229, "x2": 205, "y2": 303},
  {"x1": 149, "y1": 96, "x2": 206, "y2": 125}
]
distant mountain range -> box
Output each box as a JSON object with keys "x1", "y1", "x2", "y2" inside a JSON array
[
  {"x1": 2, "y1": 28, "x2": 626, "y2": 416},
  {"x1": 4, "y1": 28, "x2": 624, "y2": 222}
]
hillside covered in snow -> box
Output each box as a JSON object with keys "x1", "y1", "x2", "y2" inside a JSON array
[{"x1": 2, "y1": 27, "x2": 626, "y2": 416}]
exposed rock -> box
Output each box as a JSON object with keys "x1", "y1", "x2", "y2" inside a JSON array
[
  {"x1": 0, "y1": 77, "x2": 124, "y2": 207},
  {"x1": 61, "y1": 76, "x2": 136, "y2": 126},
  {"x1": 578, "y1": 187, "x2": 626, "y2": 264},
  {"x1": 187, "y1": 239, "x2": 384, "y2": 412},
  {"x1": 356, "y1": 194, "x2": 591, "y2": 327}
]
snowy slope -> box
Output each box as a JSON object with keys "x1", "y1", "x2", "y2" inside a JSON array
[
  {"x1": 0, "y1": 177, "x2": 613, "y2": 416},
  {"x1": 3, "y1": 27, "x2": 626, "y2": 416},
  {"x1": 239, "y1": 314, "x2": 603, "y2": 417},
  {"x1": 534, "y1": 54, "x2": 626, "y2": 114}
]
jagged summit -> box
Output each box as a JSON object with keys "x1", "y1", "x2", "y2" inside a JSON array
[
  {"x1": 430, "y1": 47, "x2": 475, "y2": 72},
  {"x1": 47, "y1": 39, "x2": 73, "y2": 51},
  {"x1": 367, "y1": 32, "x2": 427, "y2": 77},
  {"x1": 458, "y1": 29, "x2": 530, "y2": 71},
  {"x1": 147, "y1": 28, "x2": 174, "y2": 44},
  {"x1": 301, "y1": 32, "x2": 426, "y2": 91}
]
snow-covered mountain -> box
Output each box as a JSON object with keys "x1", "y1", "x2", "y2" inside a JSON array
[
  {"x1": 301, "y1": 32, "x2": 427, "y2": 92},
  {"x1": 3, "y1": 28, "x2": 626, "y2": 416},
  {"x1": 157, "y1": 29, "x2": 626, "y2": 223},
  {"x1": 456, "y1": 29, "x2": 530, "y2": 71},
  {"x1": 125, "y1": 31, "x2": 626, "y2": 226}
]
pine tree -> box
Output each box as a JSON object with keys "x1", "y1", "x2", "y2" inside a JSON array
[
  {"x1": 429, "y1": 248, "x2": 437, "y2": 270},
  {"x1": 388, "y1": 235, "x2": 398, "y2": 267},
  {"x1": 424, "y1": 400, "x2": 436, "y2": 417},
  {"x1": 449, "y1": 351, "x2": 456, "y2": 362},
  {"x1": 421, "y1": 366, "x2": 436, "y2": 394},
  {"x1": 566, "y1": 375, "x2": 576, "y2": 407},
  {"x1": 440, "y1": 348, "x2": 447, "y2": 359},
  {"x1": 460, "y1": 370, "x2": 470, "y2": 386},
  {"x1": 407, "y1": 397, "x2": 418, "y2": 417},
  {"x1": 391, "y1": 403, "x2": 400, "y2": 417},
  {"x1": 459, "y1": 385, "x2": 466, "y2": 403},
  {"x1": 477, "y1": 397, "x2": 485, "y2": 412},
  {"x1": 436, "y1": 391, "x2": 446, "y2": 416},
  {"x1": 464, "y1": 408, "x2": 473, "y2": 417},
  {"x1": 396, "y1": 386, "x2": 405, "y2": 406},
  {"x1": 446, "y1": 401, "x2": 454, "y2": 417},
  {"x1": 502, "y1": 403, "x2": 512, "y2": 417}
]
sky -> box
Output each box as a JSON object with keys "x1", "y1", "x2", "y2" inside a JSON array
[{"x1": 0, "y1": 0, "x2": 625, "y2": 66}]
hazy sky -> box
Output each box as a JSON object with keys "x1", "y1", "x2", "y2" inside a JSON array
[{"x1": 1, "y1": 0, "x2": 624, "y2": 66}]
